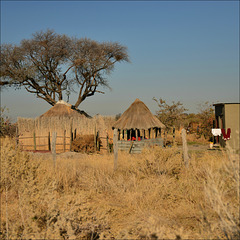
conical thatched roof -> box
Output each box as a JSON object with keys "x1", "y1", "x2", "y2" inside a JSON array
[
  {"x1": 39, "y1": 100, "x2": 88, "y2": 118},
  {"x1": 113, "y1": 98, "x2": 165, "y2": 130}
]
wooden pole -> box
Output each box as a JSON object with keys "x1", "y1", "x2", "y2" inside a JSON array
[
  {"x1": 173, "y1": 127, "x2": 176, "y2": 146},
  {"x1": 129, "y1": 142, "x2": 134, "y2": 154},
  {"x1": 164, "y1": 129, "x2": 167, "y2": 147},
  {"x1": 107, "y1": 133, "x2": 109, "y2": 154},
  {"x1": 74, "y1": 129, "x2": 77, "y2": 139},
  {"x1": 69, "y1": 119, "x2": 73, "y2": 151},
  {"x1": 33, "y1": 131, "x2": 36, "y2": 151},
  {"x1": 63, "y1": 130, "x2": 66, "y2": 152},
  {"x1": 15, "y1": 126, "x2": 18, "y2": 150},
  {"x1": 181, "y1": 128, "x2": 189, "y2": 167},
  {"x1": 94, "y1": 125, "x2": 97, "y2": 152},
  {"x1": 150, "y1": 128, "x2": 153, "y2": 139},
  {"x1": 97, "y1": 131, "x2": 100, "y2": 151},
  {"x1": 136, "y1": 129, "x2": 138, "y2": 141},
  {"x1": 51, "y1": 132, "x2": 57, "y2": 168},
  {"x1": 118, "y1": 130, "x2": 120, "y2": 140},
  {"x1": 113, "y1": 129, "x2": 118, "y2": 170},
  {"x1": 48, "y1": 132, "x2": 51, "y2": 151}
]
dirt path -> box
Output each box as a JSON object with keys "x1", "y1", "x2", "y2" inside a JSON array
[{"x1": 182, "y1": 144, "x2": 209, "y2": 151}]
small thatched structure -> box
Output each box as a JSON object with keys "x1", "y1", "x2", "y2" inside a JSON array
[
  {"x1": 113, "y1": 98, "x2": 165, "y2": 130},
  {"x1": 113, "y1": 98, "x2": 165, "y2": 142},
  {"x1": 18, "y1": 100, "x2": 115, "y2": 153}
]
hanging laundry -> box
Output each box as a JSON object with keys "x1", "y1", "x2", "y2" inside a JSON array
[
  {"x1": 226, "y1": 128, "x2": 231, "y2": 140},
  {"x1": 221, "y1": 128, "x2": 231, "y2": 140},
  {"x1": 221, "y1": 129, "x2": 226, "y2": 139},
  {"x1": 211, "y1": 128, "x2": 222, "y2": 136}
]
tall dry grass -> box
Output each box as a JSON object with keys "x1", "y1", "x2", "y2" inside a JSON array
[
  {"x1": 203, "y1": 143, "x2": 239, "y2": 239},
  {"x1": 0, "y1": 137, "x2": 239, "y2": 239}
]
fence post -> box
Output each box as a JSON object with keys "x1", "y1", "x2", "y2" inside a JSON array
[
  {"x1": 69, "y1": 119, "x2": 73, "y2": 151},
  {"x1": 173, "y1": 127, "x2": 176, "y2": 145},
  {"x1": 48, "y1": 132, "x2": 51, "y2": 151},
  {"x1": 51, "y1": 132, "x2": 57, "y2": 168},
  {"x1": 94, "y1": 125, "x2": 97, "y2": 152},
  {"x1": 113, "y1": 129, "x2": 118, "y2": 170},
  {"x1": 33, "y1": 131, "x2": 36, "y2": 151},
  {"x1": 96, "y1": 131, "x2": 100, "y2": 151},
  {"x1": 74, "y1": 129, "x2": 76, "y2": 139},
  {"x1": 181, "y1": 128, "x2": 189, "y2": 167},
  {"x1": 63, "y1": 130, "x2": 66, "y2": 152},
  {"x1": 164, "y1": 129, "x2": 167, "y2": 147},
  {"x1": 15, "y1": 126, "x2": 18, "y2": 150},
  {"x1": 107, "y1": 133, "x2": 109, "y2": 154}
]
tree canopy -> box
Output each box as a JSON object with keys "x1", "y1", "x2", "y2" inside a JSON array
[
  {"x1": 0, "y1": 30, "x2": 130, "y2": 108},
  {"x1": 153, "y1": 97, "x2": 188, "y2": 130},
  {"x1": 196, "y1": 102, "x2": 215, "y2": 139},
  {"x1": 154, "y1": 98, "x2": 215, "y2": 140}
]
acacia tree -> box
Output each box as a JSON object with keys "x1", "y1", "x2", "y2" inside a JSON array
[
  {"x1": 153, "y1": 97, "x2": 188, "y2": 130},
  {"x1": 197, "y1": 102, "x2": 215, "y2": 140},
  {"x1": 0, "y1": 30, "x2": 129, "y2": 108}
]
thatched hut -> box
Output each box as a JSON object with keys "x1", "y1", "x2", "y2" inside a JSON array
[
  {"x1": 17, "y1": 100, "x2": 115, "y2": 153},
  {"x1": 112, "y1": 98, "x2": 165, "y2": 153}
]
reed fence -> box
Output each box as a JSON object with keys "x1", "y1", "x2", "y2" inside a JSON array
[{"x1": 17, "y1": 115, "x2": 115, "y2": 153}]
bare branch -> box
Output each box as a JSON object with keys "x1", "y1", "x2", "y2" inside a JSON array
[{"x1": 95, "y1": 90, "x2": 105, "y2": 94}]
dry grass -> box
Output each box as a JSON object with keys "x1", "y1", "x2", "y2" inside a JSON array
[{"x1": 0, "y1": 137, "x2": 239, "y2": 239}]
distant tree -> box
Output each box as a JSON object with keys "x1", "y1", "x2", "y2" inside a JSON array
[
  {"x1": 181, "y1": 113, "x2": 201, "y2": 130},
  {"x1": 197, "y1": 102, "x2": 215, "y2": 140},
  {"x1": 0, "y1": 30, "x2": 130, "y2": 108},
  {"x1": 153, "y1": 98, "x2": 188, "y2": 130}
]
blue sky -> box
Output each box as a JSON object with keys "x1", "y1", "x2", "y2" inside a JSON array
[{"x1": 1, "y1": 1, "x2": 239, "y2": 121}]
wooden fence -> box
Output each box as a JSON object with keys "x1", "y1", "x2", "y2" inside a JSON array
[
  {"x1": 17, "y1": 115, "x2": 115, "y2": 153},
  {"x1": 18, "y1": 131, "x2": 73, "y2": 153},
  {"x1": 117, "y1": 138, "x2": 164, "y2": 154},
  {"x1": 18, "y1": 129, "x2": 112, "y2": 154}
]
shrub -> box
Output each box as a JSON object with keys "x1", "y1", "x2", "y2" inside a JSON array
[
  {"x1": 71, "y1": 134, "x2": 101, "y2": 153},
  {"x1": 0, "y1": 107, "x2": 16, "y2": 137}
]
